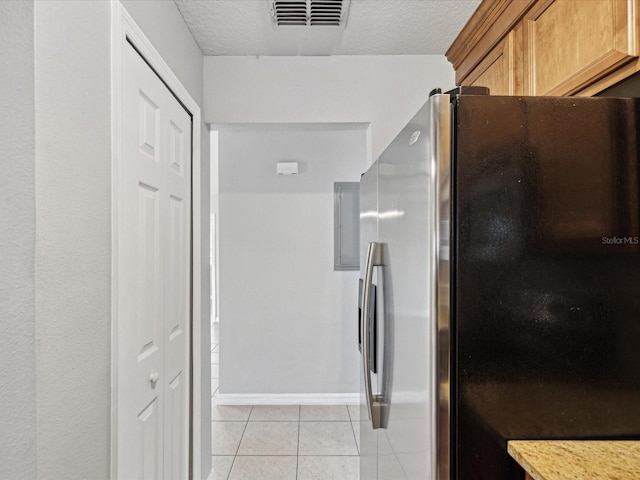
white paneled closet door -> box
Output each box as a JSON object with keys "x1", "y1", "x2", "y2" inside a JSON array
[{"x1": 118, "y1": 41, "x2": 192, "y2": 480}]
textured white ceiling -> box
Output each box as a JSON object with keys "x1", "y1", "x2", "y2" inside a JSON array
[{"x1": 175, "y1": 0, "x2": 481, "y2": 56}]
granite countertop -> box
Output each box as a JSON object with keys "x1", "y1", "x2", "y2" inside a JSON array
[{"x1": 508, "y1": 440, "x2": 640, "y2": 480}]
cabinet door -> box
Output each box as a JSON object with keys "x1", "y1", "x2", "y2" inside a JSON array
[
  {"x1": 524, "y1": 0, "x2": 638, "y2": 96},
  {"x1": 463, "y1": 31, "x2": 518, "y2": 95}
]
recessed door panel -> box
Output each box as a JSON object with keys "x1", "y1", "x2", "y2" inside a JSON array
[
  {"x1": 168, "y1": 120, "x2": 184, "y2": 177},
  {"x1": 137, "y1": 183, "x2": 161, "y2": 362},
  {"x1": 139, "y1": 91, "x2": 159, "y2": 160},
  {"x1": 167, "y1": 194, "x2": 185, "y2": 341}
]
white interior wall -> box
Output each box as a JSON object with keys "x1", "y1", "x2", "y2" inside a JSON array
[
  {"x1": 35, "y1": 2, "x2": 112, "y2": 477},
  {"x1": 218, "y1": 125, "x2": 367, "y2": 398},
  {"x1": 0, "y1": 2, "x2": 36, "y2": 479},
  {"x1": 204, "y1": 55, "x2": 455, "y2": 161}
]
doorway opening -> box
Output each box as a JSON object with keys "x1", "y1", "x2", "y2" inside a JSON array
[{"x1": 207, "y1": 123, "x2": 368, "y2": 479}]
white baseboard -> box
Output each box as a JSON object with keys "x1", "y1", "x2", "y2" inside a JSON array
[{"x1": 215, "y1": 393, "x2": 360, "y2": 405}]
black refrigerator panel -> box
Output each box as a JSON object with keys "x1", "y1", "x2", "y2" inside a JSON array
[{"x1": 452, "y1": 95, "x2": 640, "y2": 480}]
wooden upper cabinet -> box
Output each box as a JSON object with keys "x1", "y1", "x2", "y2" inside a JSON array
[
  {"x1": 465, "y1": 31, "x2": 517, "y2": 95},
  {"x1": 447, "y1": 0, "x2": 640, "y2": 97},
  {"x1": 524, "y1": 0, "x2": 638, "y2": 95},
  {"x1": 447, "y1": 0, "x2": 533, "y2": 95}
]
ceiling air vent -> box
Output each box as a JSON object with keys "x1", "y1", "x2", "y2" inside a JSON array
[{"x1": 270, "y1": 0, "x2": 350, "y2": 27}]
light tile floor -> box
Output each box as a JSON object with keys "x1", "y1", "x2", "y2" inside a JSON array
[
  {"x1": 210, "y1": 323, "x2": 360, "y2": 480},
  {"x1": 211, "y1": 405, "x2": 360, "y2": 480}
]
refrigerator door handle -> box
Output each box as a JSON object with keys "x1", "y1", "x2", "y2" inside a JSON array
[{"x1": 361, "y1": 241, "x2": 389, "y2": 429}]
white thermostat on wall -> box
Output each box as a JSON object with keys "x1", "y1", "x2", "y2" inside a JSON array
[{"x1": 276, "y1": 162, "x2": 299, "y2": 175}]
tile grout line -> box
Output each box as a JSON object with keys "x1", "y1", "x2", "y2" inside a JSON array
[
  {"x1": 225, "y1": 455, "x2": 235, "y2": 480},
  {"x1": 346, "y1": 404, "x2": 360, "y2": 455},
  {"x1": 296, "y1": 405, "x2": 301, "y2": 479},
  {"x1": 215, "y1": 404, "x2": 360, "y2": 479},
  {"x1": 226, "y1": 405, "x2": 253, "y2": 480}
]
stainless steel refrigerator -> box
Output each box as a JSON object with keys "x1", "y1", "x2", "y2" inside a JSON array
[{"x1": 358, "y1": 90, "x2": 640, "y2": 480}]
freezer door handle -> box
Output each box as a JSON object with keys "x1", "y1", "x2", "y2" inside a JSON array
[{"x1": 361, "y1": 241, "x2": 389, "y2": 429}]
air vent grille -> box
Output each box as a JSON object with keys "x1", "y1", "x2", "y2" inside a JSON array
[
  {"x1": 273, "y1": 1, "x2": 307, "y2": 26},
  {"x1": 310, "y1": 0, "x2": 342, "y2": 26},
  {"x1": 270, "y1": 0, "x2": 350, "y2": 27}
]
